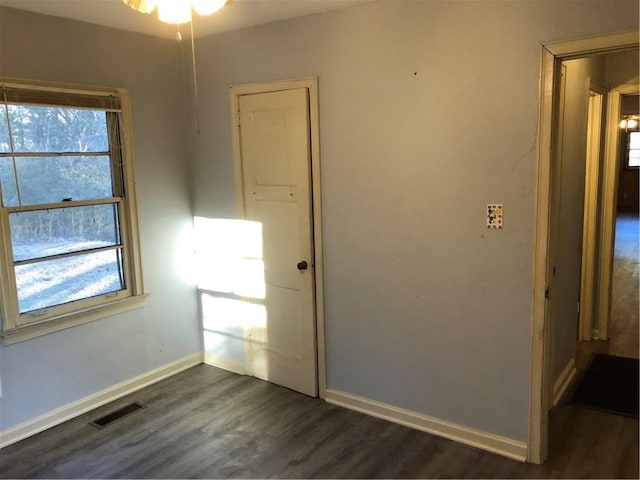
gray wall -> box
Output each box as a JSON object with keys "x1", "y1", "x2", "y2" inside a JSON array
[
  {"x1": 0, "y1": 8, "x2": 200, "y2": 430},
  {"x1": 606, "y1": 50, "x2": 640, "y2": 87},
  {"x1": 188, "y1": 0, "x2": 638, "y2": 442}
]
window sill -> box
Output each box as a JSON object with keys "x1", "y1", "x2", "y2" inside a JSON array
[{"x1": 1, "y1": 293, "x2": 149, "y2": 345}]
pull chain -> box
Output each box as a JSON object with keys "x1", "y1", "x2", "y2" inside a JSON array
[{"x1": 190, "y1": 19, "x2": 201, "y2": 135}]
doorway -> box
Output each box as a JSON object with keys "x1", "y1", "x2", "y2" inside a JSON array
[
  {"x1": 573, "y1": 87, "x2": 639, "y2": 399},
  {"x1": 228, "y1": 77, "x2": 326, "y2": 398},
  {"x1": 529, "y1": 32, "x2": 639, "y2": 464},
  {"x1": 606, "y1": 93, "x2": 639, "y2": 357}
]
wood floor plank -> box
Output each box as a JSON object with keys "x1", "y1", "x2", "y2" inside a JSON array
[
  {"x1": 1, "y1": 363, "x2": 637, "y2": 479},
  {"x1": 609, "y1": 212, "x2": 639, "y2": 359}
]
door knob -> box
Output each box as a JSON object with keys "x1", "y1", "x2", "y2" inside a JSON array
[{"x1": 297, "y1": 261, "x2": 308, "y2": 271}]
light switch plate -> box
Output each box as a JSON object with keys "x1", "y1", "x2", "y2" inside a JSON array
[{"x1": 487, "y1": 204, "x2": 503, "y2": 229}]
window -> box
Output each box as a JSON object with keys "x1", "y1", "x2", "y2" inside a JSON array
[
  {"x1": 627, "y1": 131, "x2": 640, "y2": 168},
  {"x1": 0, "y1": 80, "x2": 145, "y2": 343}
]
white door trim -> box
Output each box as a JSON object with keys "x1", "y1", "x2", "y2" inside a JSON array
[
  {"x1": 597, "y1": 82, "x2": 640, "y2": 340},
  {"x1": 229, "y1": 77, "x2": 327, "y2": 398},
  {"x1": 578, "y1": 81, "x2": 606, "y2": 341},
  {"x1": 529, "y1": 30, "x2": 639, "y2": 464}
]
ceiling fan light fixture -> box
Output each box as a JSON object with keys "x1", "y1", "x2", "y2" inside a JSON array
[
  {"x1": 192, "y1": 0, "x2": 227, "y2": 15},
  {"x1": 156, "y1": 0, "x2": 192, "y2": 24},
  {"x1": 620, "y1": 115, "x2": 640, "y2": 130},
  {"x1": 122, "y1": 0, "x2": 158, "y2": 15},
  {"x1": 122, "y1": 0, "x2": 228, "y2": 24}
]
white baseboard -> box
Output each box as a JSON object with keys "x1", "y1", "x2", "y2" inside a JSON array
[
  {"x1": 325, "y1": 389, "x2": 527, "y2": 462},
  {"x1": 552, "y1": 357, "x2": 577, "y2": 408},
  {"x1": 204, "y1": 352, "x2": 246, "y2": 376},
  {"x1": 0, "y1": 352, "x2": 203, "y2": 449}
]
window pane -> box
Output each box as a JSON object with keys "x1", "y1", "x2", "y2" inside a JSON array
[
  {"x1": 16, "y1": 248, "x2": 125, "y2": 313},
  {"x1": 629, "y1": 131, "x2": 640, "y2": 149},
  {"x1": 0, "y1": 157, "x2": 19, "y2": 206},
  {"x1": 4, "y1": 105, "x2": 109, "y2": 153},
  {"x1": 629, "y1": 149, "x2": 640, "y2": 168},
  {"x1": 0, "y1": 109, "x2": 10, "y2": 153},
  {"x1": 10, "y1": 204, "x2": 121, "y2": 262},
  {"x1": 1, "y1": 155, "x2": 113, "y2": 206}
]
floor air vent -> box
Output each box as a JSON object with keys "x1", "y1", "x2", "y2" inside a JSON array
[{"x1": 90, "y1": 402, "x2": 146, "y2": 429}]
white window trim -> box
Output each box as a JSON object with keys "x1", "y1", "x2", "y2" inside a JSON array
[{"x1": 0, "y1": 78, "x2": 146, "y2": 344}]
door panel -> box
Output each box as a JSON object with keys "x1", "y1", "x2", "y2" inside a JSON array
[
  {"x1": 238, "y1": 87, "x2": 317, "y2": 396},
  {"x1": 256, "y1": 199, "x2": 300, "y2": 272},
  {"x1": 250, "y1": 110, "x2": 293, "y2": 186}
]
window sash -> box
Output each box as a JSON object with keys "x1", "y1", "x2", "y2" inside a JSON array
[
  {"x1": 4, "y1": 200, "x2": 134, "y2": 327},
  {"x1": 10, "y1": 199, "x2": 125, "y2": 264},
  {"x1": 15, "y1": 246, "x2": 128, "y2": 316},
  {"x1": 0, "y1": 108, "x2": 123, "y2": 207},
  {"x1": 8, "y1": 201, "x2": 135, "y2": 327}
]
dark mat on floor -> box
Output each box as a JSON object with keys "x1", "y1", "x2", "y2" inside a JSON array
[{"x1": 569, "y1": 353, "x2": 639, "y2": 418}]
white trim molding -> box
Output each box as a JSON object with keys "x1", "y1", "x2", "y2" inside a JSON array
[
  {"x1": 325, "y1": 389, "x2": 527, "y2": 462},
  {"x1": 578, "y1": 81, "x2": 605, "y2": 342},
  {"x1": 552, "y1": 358, "x2": 577, "y2": 408},
  {"x1": 0, "y1": 353, "x2": 203, "y2": 449}
]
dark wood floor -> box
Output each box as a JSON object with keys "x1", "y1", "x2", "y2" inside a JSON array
[
  {"x1": 1, "y1": 214, "x2": 637, "y2": 479},
  {"x1": 576, "y1": 212, "x2": 639, "y2": 367},
  {"x1": 609, "y1": 212, "x2": 639, "y2": 359},
  {"x1": 0, "y1": 362, "x2": 638, "y2": 479}
]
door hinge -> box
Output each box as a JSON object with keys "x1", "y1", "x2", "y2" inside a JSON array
[
  {"x1": 236, "y1": 111, "x2": 241, "y2": 127},
  {"x1": 545, "y1": 287, "x2": 550, "y2": 299}
]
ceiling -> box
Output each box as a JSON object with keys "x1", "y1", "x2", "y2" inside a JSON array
[{"x1": 0, "y1": 0, "x2": 369, "y2": 39}]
